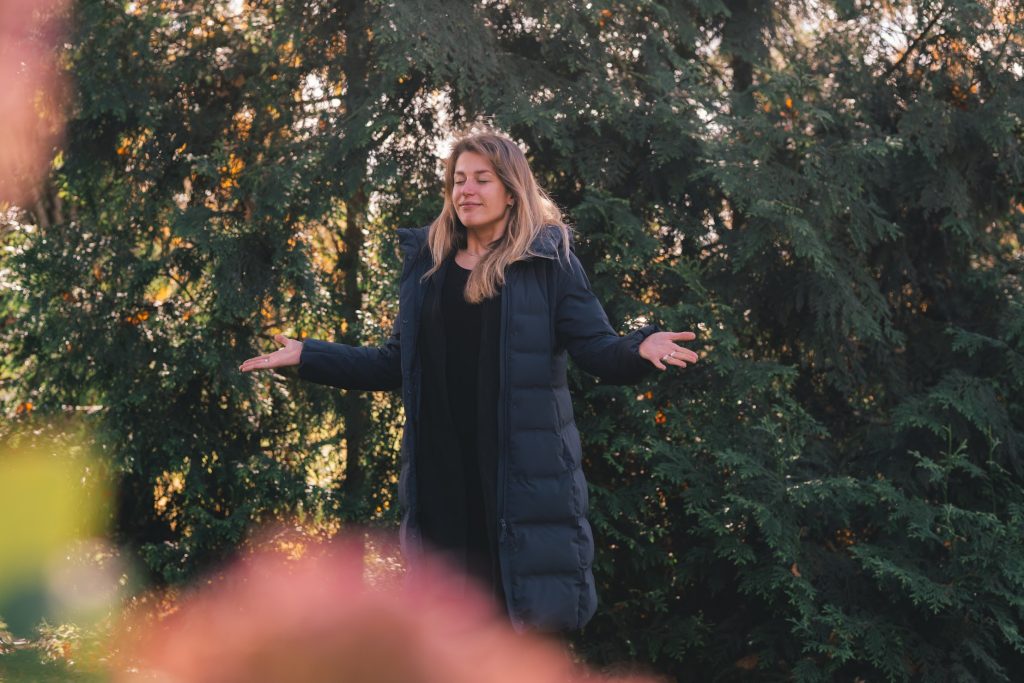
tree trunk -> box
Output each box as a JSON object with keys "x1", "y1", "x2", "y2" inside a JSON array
[{"x1": 337, "y1": 1, "x2": 371, "y2": 528}]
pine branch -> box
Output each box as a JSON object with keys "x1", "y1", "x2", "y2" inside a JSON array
[{"x1": 882, "y1": 2, "x2": 947, "y2": 82}]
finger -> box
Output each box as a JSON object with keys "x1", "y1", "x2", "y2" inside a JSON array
[
  {"x1": 239, "y1": 354, "x2": 273, "y2": 371},
  {"x1": 273, "y1": 333, "x2": 289, "y2": 346},
  {"x1": 668, "y1": 344, "x2": 700, "y2": 363},
  {"x1": 652, "y1": 350, "x2": 680, "y2": 371},
  {"x1": 669, "y1": 331, "x2": 696, "y2": 341},
  {"x1": 665, "y1": 357, "x2": 688, "y2": 369}
]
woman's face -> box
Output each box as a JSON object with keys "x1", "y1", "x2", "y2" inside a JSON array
[{"x1": 452, "y1": 151, "x2": 513, "y2": 234}]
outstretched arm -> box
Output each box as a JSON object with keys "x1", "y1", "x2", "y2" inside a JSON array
[
  {"x1": 239, "y1": 319, "x2": 402, "y2": 392},
  {"x1": 554, "y1": 252, "x2": 698, "y2": 384}
]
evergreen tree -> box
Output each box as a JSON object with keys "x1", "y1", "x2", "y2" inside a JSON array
[
  {"x1": 2, "y1": 0, "x2": 1023, "y2": 680},
  {"x1": 1, "y1": 0, "x2": 448, "y2": 581}
]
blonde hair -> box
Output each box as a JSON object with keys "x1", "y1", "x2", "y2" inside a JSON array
[{"x1": 424, "y1": 129, "x2": 570, "y2": 303}]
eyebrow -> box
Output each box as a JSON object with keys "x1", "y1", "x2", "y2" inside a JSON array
[{"x1": 453, "y1": 169, "x2": 494, "y2": 177}]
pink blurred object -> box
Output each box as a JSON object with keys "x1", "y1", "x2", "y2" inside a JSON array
[
  {"x1": 0, "y1": 0, "x2": 67, "y2": 205},
  {"x1": 115, "y1": 532, "x2": 661, "y2": 683}
]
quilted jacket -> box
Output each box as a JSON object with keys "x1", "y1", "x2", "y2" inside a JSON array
[{"x1": 297, "y1": 224, "x2": 658, "y2": 631}]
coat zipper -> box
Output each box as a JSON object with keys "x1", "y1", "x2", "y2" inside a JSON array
[
  {"x1": 404, "y1": 243, "x2": 429, "y2": 557},
  {"x1": 497, "y1": 268, "x2": 516, "y2": 624}
]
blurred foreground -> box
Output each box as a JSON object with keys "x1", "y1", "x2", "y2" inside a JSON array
[
  {"x1": 0, "y1": 432, "x2": 660, "y2": 683},
  {"x1": 114, "y1": 535, "x2": 661, "y2": 683},
  {"x1": 0, "y1": 0, "x2": 67, "y2": 205}
]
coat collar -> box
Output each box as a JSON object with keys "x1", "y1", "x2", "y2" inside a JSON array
[
  {"x1": 526, "y1": 224, "x2": 572, "y2": 259},
  {"x1": 396, "y1": 225, "x2": 430, "y2": 258}
]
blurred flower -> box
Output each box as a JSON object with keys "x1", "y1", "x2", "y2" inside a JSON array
[
  {"x1": 0, "y1": 0, "x2": 68, "y2": 205},
  {"x1": 116, "y1": 531, "x2": 661, "y2": 683},
  {"x1": 46, "y1": 538, "x2": 125, "y2": 624},
  {"x1": 0, "y1": 443, "x2": 107, "y2": 599}
]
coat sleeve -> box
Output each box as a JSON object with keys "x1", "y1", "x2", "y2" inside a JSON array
[
  {"x1": 296, "y1": 314, "x2": 402, "y2": 391},
  {"x1": 554, "y1": 251, "x2": 660, "y2": 385}
]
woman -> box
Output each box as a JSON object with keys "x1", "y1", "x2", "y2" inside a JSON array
[{"x1": 239, "y1": 131, "x2": 698, "y2": 633}]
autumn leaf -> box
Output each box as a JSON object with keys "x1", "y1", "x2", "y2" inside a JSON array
[{"x1": 735, "y1": 654, "x2": 758, "y2": 670}]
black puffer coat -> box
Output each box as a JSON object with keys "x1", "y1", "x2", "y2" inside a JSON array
[{"x1": 297, "y1": 225, "x2": 658, "y2": 631}]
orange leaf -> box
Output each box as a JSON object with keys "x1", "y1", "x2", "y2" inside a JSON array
[{"x1": 736, "y1": 654, "x2": 758, "y2": 670}]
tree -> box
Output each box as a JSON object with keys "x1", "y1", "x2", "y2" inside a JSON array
[
  {"x1": 1, "y1": 0, "x2": 451, "y2": 582},
  {"x1": 2, "y1": 0, "x2": 1023, "y2": 680}
]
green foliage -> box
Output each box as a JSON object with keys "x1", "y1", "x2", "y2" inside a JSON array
[
  {"x1": 1, "y1": 0, "x2": 1023, "y2": 680},
  {"x1": 0, "y1": 617, "x2": 11, "y2": 655}
]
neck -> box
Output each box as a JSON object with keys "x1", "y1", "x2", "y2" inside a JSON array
[{"x1": 463, "y1": 214, "x2": 508, "y2": 256}]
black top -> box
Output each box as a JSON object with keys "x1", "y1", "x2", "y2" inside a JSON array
[{"x1": 416, "y1": 255, "x2": 504, "y2": 605}]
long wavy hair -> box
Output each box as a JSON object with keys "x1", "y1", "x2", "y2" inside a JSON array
[{"x1": 424, "y1": 130, "x2": 569, "y2": 303}]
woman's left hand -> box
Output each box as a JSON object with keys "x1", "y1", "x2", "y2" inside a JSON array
[{"x1": 638, "y1": 331, "x2": 699, "y2": 371}]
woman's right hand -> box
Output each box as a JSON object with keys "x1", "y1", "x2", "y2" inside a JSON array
[{"x1": 239, "y1": 333, "x2": 303, "y2": 373}]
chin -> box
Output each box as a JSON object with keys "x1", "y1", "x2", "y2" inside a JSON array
[{"x1": 459, "y1": 216, "x2": 498, "y2": 230}]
